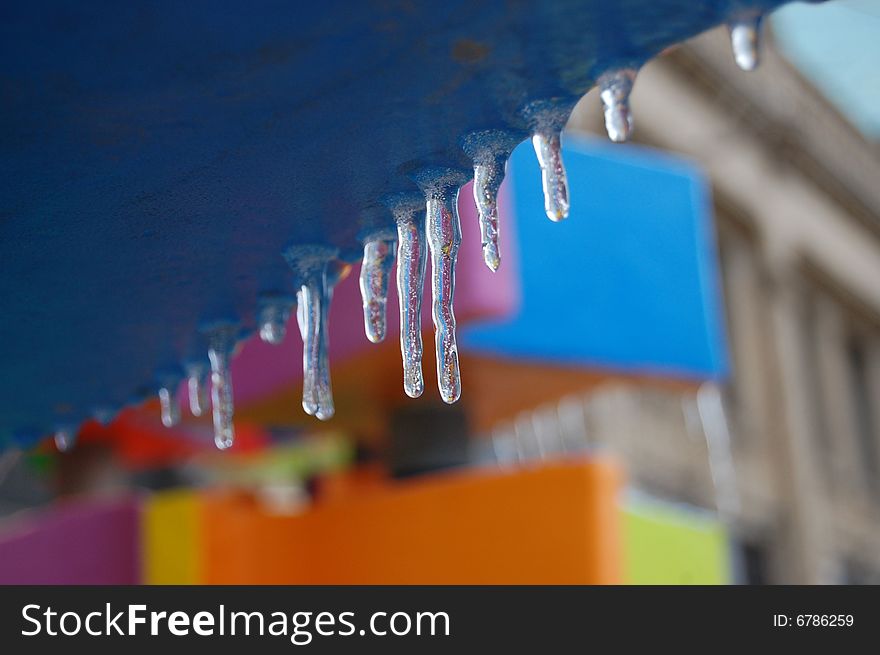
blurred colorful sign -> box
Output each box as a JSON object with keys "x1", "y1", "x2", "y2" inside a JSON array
[
  {"x1": 623, "y1": 495, "x2": 732, "y2": 585},
  {"x1": 464, "y1": 135, "x2": 729, "y2": 381}
]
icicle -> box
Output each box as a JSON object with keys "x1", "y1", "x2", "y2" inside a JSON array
[
  {"x1": 523, "y1": 103, "x2": 571, "y2": 222},
  {"x1": 258, "y1": 294, "x2": 295, "y2": 345},
  {"x1": 531, "y1": 129, "x2": 569, "y2": 221},
  {"x1": 158, "y1": 383, "x2": 180, "y2": 428},
  {"x1": 359, "y1": 237, "x2": 396, "y2": 344},
  {"x1": 389, "y1": 197, "x2": 428, "y2": 398},
  {"x1": 472, "y1": 160, "x2": 504, "y2": 271},
  {"x1": 54, "y1": 428, "x2": 75, "y2": 453},
  {"x1": 296, "y1": 277, "x2": 329, "y2": 418},
  {"x1": 285, "y1": 246, "x2": 341, "y2": 421},
  {"x1": 728, "y1": 13, "x2": 762, "y2": 72},
  {"x1": 599, "y1": 68, "x2": 637, "y2": 142},
  {"x1": 463, "y1": 130, "x2": 520, "y2": 272},
  {"x1": 418, "y1": 171, "x2": 467, "y2": 404},
  {"x1": 204, "y1": 324, "x2": 238, "y2": 449},
  {"x1": 185, "y1": 363, "x2": 207, "y2": 417}
]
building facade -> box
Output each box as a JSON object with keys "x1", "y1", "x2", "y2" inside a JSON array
[{"x1": 566, "y1": 25, "x2": 880, "y2": 584}]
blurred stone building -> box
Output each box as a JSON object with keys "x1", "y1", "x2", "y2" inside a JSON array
[{"x1": 564, "y1": 25, "x2": 880, "y2": 584}]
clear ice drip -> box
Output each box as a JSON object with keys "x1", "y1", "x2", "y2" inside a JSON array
[
  {"x1": 531, "y1": 129, "x2": 569, "y2": 221},
  {"x1": 258, "y1": 296, "x2": 295, "y2": 345},
  {"x1": 425, "y1": 186, "x2": 463, "y2": 404},
  {"x1": 473, "y1": 159, "x2": 504, "y2": 271},
  {"x1": 393, "y1": 204, "x2": 428, "y2": 398},
  {"x1": 294, "y1": 256, "x2": 344, "y2": 421},
  {"x1": 158, "y1": 384, "x2": 180, "y2": 427},
  {"x1": 54, "y1": 428, "x2": 75, "y2": 452},
  {"x1": 462, "y1": 130, "x2": 519, "y2": 272},
  {"x1": 728, "y1": 14, "x2": 762, "y2": 72},
  {"x1": 205, "y1": 326, "x2": 237, "y2": 449},
  {"x1": 599, "y1": 68, "x2": 637, "y2": 142},
  {"x1": 359, "y1": 238, "x2": 396, "y2": 343},
  {"x1": 185, "y1": 363, "x2": 207, "y2": 417},
  {"x1": 297, "y1": 278, "x2": 331, "y2": 419}
]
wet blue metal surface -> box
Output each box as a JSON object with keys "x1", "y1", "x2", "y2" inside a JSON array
[{"x1": 0, "y1": 1, "x2": 786, "y2": 444}]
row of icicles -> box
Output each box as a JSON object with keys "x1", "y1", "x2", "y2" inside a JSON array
[{"x1": 55, "y1": 13, "x2": 765, "y2": 453}]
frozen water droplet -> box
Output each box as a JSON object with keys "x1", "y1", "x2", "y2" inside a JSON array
[
  {"x1": 473, "y1": 160, "x2": 504, "y2": 271},
  {"x1": 54, "y1": 428, "x2": 75, "y2": 452},
  {"x1": 424, "y1": 182, "x2": 463, "y2": 404},
  {"x1": 204, "y1": 325, "x2": 238, "y2": 449},
  {"x1": 286, "y1": 247, "x2": 342, "y2": 421},
  {"x1": 599, "y1": 68, "x2": 637, "y2": 142},
  {"x1": 158, "y1": 384, "x2": 180, "y2": 428},
  {"x1": 359, "y1": 237, "x2": 396, "y2": 343},
  {"x1": 391, "y1": 199, "x2": 428, "y2": 398},
  {"x1": 185, "y1": 363, "x2": 208, "y2": 417},
  {"x1": 531, "y1": 130, "x2": 569, "y2": 221},
  {"x1": 258, "y1": 294, "x2": 295, "y2": 345},
  {"x1": 728, "y1": 14, "x2": 762, "y2": 72}
]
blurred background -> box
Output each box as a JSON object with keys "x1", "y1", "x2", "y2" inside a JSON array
[{"x1": 1, "y1": 1, "x2": 878, "y2": 585}]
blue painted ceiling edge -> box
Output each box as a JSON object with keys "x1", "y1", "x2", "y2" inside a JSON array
[{"x1": 0, "y1": 1, "x2": 797, "y2": 446}]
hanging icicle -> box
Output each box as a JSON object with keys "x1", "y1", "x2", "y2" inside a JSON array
[
  {"x1": 284, "y1": 246, "x2": 344, "y2": 420},
  {"x1": 598, "y1": 68, "x2": 638, "y2": 142},
  {"x1": 54, "y1": 427, "x2": 75, "y2": 453},
  {"x1": 359, "y1": 235, "x2": 396, "y2": 344},
  {"x1": 202, "y1": 323, "x2": 239, "y2": 449},
  {"x1": 386, "y1": 194, "x2": 428, "y2": 398},
  {"x1": 185, "y1": 362, "x2": 208, "y2": 417},
  {"x1": 415, "y1": 169, "x2": 468, "y2": 404},
  {"x1": 158, "y1": 381, "x2": 180, "y2": 428},
  {"x1": 462, "y1": 130, "x2": 521, "y2": 272},
  {"x1": 727, "y1": 12, "x2": 762, "y2": 72},
  {"x1": 524, "y1": 101, "x2": 572, "y2": 222},
  {"x1": 257, "y1": 292, "x2": 295, "y2": 345}
]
